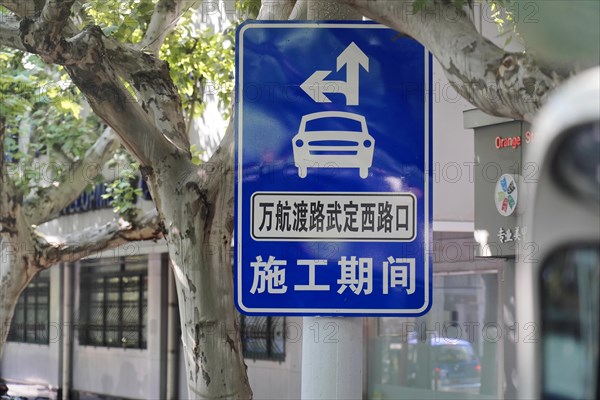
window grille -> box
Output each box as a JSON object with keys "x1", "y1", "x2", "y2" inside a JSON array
[
  {"x1": 78, "y1": 255, "x2": 148, "y2": 349},
  {"x1": 7, "y1": 269, "x2": 50, "y2": 344},
  {"x1": 240, "y1": 316, "x2": 285, "y2": 362}
]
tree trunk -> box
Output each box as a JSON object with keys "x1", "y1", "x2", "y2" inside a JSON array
[
  {"x1": 0, "y1": 246, "x2": 36, "y2": 358},
  {"x1": 143, "y1": 123, "x2": 252, "y2": 399},
  {"x1": 2, "y1": 4, "x2": 253, "y2": 395},
  {"x1": 0, "y1": 115, "x2": 40, "y2": 358}
]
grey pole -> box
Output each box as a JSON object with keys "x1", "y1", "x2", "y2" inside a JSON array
[
  {"x1": 166, "y1": 266, "x2": 179, "y2": 400},
  {"x1": 61, "y1": 262, "x2": 73, "y2": 400},
  {"x1": 300, "y1": 3, "x2": 365, "y2": 400},
  {"x1": 301, "y1": 317, "x2": 363, "y2": 399}
]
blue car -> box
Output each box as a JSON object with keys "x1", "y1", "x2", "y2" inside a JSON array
[{"x1": 386, "y1": 336, "x2": 482, "y2": 393}]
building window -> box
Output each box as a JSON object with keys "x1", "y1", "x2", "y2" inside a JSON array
[
  {"x1": 240, "y1": 316, "x2": 285, "y2": 362},
  {"x1": 78, "y1": 255, "x2": 148, "y2": 349},
  {"x1": 7, "y1": 269, "x2": 50, "y2": 345}
]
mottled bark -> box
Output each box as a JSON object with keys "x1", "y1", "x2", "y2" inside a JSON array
[
  {"x1": 1, "y1": 0, "x2": 44, "y2": 19},
  {"x1": 307, "y1": 0, "x2": 362, "y2": 19},
  {"x1": 139, "y1": 0, "x2": 202, "y2": 55},
  {"x1": 41, "y1": 210, "x2": 163, "y2": 265},
  {"x1": 142, "y1": 122, "x2": 250, "y2": 398},
  {"x1": 258, "y1": 0, "x2": 296, "y2": 20},
  {"x1": 0, "y1": 117, "x2": 32, "y2": 356},
  {"x1": 0, "y1": 247, "x2": 36, "y2": 358},
  {"x1": 1, "y1": 0, "x2": 574, "y2": 122},
  {"x1": 0, "y1": 13, "x2": 27, "y2": 52},
  {"x1": 1, "y1": 1, "x2": 252, "y2": 397},
  {"x1": 0, "y1": 119, "x2": 48, "y2": 355},
  {"x1": 23, "y1": 127, "x2": 120, "y2": 226},
  {"x1": 254, "y1": 0, "x2": 569, "y2": 121},
  {"x1": 336, "y1": 0, "x2": 572, "y2": 121}
]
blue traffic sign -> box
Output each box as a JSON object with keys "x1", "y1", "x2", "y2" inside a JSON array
[{"x1": 235, "y1": 21, "x2": 432, "y2": 316}]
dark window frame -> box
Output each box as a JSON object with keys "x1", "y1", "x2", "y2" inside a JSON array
[
  {"x1": 7, "y1": 270, "x2": 51, "y2": 345},
  {"x1": 78, "y1": 256, "x2": 148, "y2": 349},
  {"x1": 240, "y1": 315, "x2": 286, "y2": 362}
]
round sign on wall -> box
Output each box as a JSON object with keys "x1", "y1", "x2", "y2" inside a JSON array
[{"x1": 495, "y1": 174, "x2": 518, "y2": 216}]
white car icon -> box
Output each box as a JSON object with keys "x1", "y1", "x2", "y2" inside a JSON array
[{"x1": 292, "y1": 111, "x2": 375, "y2": 179}]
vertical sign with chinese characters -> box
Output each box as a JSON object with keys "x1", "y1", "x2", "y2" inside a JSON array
[
  {"x1": 473, "y1": 119, "x2": 532, "y2": 257},
  {"x1": 235, "y1": 22, "x2": 432, "y2": 316}
]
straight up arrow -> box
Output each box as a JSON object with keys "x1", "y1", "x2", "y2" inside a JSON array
[
  {"x1": 336, "y1": 42, "x2": 369, "y2": 106},
  {"x1": 300, "y1": 42, "x2": 369, "y2": 106}
]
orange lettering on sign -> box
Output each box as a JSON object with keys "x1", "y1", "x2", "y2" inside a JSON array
[{"x1": 495, "y1": 135, "x2": 522, "y2": 149}]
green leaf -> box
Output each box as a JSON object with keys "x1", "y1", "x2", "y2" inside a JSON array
[
  {"x1": 57, "y1": 99, "x2": 82, "y2": 118},
  {"x1": 102, "y1": 25, "x2": 119, "y2": 36}
]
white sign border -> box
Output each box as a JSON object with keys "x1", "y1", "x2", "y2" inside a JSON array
[{"x1": 236, "y1": 22, "x2": 431, "y2": 315}]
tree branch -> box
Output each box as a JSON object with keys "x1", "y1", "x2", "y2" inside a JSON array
[
  {"x1": 1, "y1": 118, "x2": 37, "y2": 266},
  {"x1": 50, "y1": 143, "x2": 75, "y2": 165},
  {"x1": 308, "y1": 0, "x2": 362, "y2": 19},
  {"x1": 103, "y1": 38, "x2": 190, "y2": 154},
  {"x1": 289, "y1": 0, "x2": 307, "y2": 20},
  {"x1": 0, "y1": 14, "x2": 27, "y2": 51},
  {"x1": 23, "y1": 127, "x2": 121, "y2": 226},
  {"x1": 18, "y1": 0, "x2": 76, "y2": 62},
  {"x1": 0, "y1": 0, "x2": 42, "y2": 18},
  {"x1": 258, "y1": 0, "x2": 296, "y2": 20},
  {"x1": 66, "y1": 64, "x2": 166, "y2": 165},
  {"x1": 337, "y1": 0, "x2": 570, "y2": 121},
  {"x1": 28, "y1": 25, "x2": 184, "y2": 167},
  {"x1": 0, "y1": 118, "x2": 22, "y2": 238},
  {"x1": 138, "y1": 0, "x2": 202, "y2": 55},
  {"x1": 8, "y1": 10, "x2": 190, "y2": 173},
  {"x1": 38, "y1": 0, "x2": 76, "y2": 41},
  {"x1": 205, "y1": 118, "x2": 234, "y2": 228},
  {"x1": 41, "y1": 209, "x2": 163, "y2": 266}
]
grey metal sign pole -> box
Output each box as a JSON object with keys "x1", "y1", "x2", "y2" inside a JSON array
[
  {"x1": 301, "y1": 317, "x2": 363, "y2": 399},
  {"x1": 300, "y1": 4, "x2": 364, "y2": 400}
]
